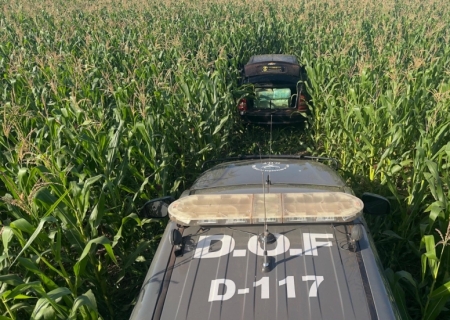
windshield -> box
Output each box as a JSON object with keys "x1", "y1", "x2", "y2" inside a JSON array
[
  {"x1": 191, "y1": 160, "x2": 347, "y2": 190},
  {"x1": 191, "y1": 184, "x2": 343, "y2": 194}
]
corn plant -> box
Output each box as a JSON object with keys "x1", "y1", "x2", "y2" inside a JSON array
[{"x1": 0, "y1": 0, "x2": 449, "y2": 318}]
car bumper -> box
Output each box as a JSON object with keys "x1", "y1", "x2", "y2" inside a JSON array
[{"x1": 240, "y1": 109, "x2": 307, "y2": 124}]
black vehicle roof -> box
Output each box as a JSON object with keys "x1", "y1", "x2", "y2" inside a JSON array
[
  {"x1": 190, "y1": 159, "x2": 346, "y2": 193},
  {"x1": 165, "y1": 224, "x2": 373, "y2": 320},
  {"x1": 247, "y1": 54, "x2": 299, "y2": 64},
  {"x1": 132, "y1": 222, "x2": 397, "y2": 320},
  {"x1": 243, "y1": 55, "x2": 302, "y2": 82}
]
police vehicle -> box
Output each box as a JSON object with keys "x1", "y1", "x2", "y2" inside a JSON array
[{"x1": 130, "y1": 155, "x2": 401, "y2": 320}]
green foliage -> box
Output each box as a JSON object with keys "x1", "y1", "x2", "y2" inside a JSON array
[{"x1": 0, "y1": 0, "x2": 449, "y2": 319}]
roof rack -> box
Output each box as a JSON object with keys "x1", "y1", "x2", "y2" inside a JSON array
[{"x1": 200, "y1": 155, "x2": 340, "y2": 170}]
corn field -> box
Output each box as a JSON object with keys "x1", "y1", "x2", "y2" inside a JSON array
[{"x1": 0, "y1": 0, "x2": 449, "y2": 318}]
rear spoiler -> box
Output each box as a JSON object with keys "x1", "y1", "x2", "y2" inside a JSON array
[{"x1": 201, "y1": 155, "x2": 340, "y2": 170}]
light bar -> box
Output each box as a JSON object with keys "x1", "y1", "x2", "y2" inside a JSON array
[{"x1": 168, "y1": 192, "x2": 363, "y2": 226}]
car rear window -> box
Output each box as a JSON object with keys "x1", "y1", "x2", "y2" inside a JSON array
[{"x1": 255, "y1": 88, "x2": 292, "y2": 109}]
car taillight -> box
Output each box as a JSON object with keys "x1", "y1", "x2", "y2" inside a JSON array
[
  {"x1": 238, "y1": 98, "x2": 247, "y2": 114},
  {"x1": 297, "y1": 95, "x2": 307, "y2": 112}
]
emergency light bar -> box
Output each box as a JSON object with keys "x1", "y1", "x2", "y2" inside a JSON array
[{"x1": 168, "y1": 192, "x2": 363, "y2": 226}]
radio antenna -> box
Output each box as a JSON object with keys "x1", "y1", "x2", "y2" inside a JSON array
[
  {"x1": 259, "y1": 121, "x2": 275, "y2": 273},
  {"x1": 269, "y1": 115, "x2": 273, "y2": 158}
]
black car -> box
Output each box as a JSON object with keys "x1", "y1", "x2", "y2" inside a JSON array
[
  {"x1": 130, "y1": 156, "x2": 401, "y2": 320},
  {"x1": 237, "y1": 55, "x2": 309, "y2": 124}
]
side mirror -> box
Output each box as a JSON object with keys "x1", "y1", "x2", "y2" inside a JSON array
[
  {"x1": 140, "y1": 196, "x2": 175, "y2": 218},
  {"x1": 361, "y1": 193, "x2": 390, "y2": 215}
]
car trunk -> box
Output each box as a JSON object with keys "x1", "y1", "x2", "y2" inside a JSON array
[{"x1": 240, "y1": 80, "x2": 308, "y2": 124}]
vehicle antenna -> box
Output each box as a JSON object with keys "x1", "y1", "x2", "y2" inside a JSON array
[
  {"x1": 259, "y1": 123, "x2": 275, "y2": 273},
  {"x1": 269, "y1": 114, "x2": 273, "y2": 159},
  {"x1": 259, "y1": 145, "x2": 267, "y2": 234},
  {"x1": 264, "y1": 115, "x2": 274, "y2": 242},
  {"x1": 261, "y1": 169, "x2": 266, "y2": 233}
]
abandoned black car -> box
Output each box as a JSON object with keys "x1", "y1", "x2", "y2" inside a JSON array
[
  {"x1": 130, "y1": 155, "x2": 401, "y2": 320},
  {"x1": 237, "y1": 55, "x2": 309, "y2": 124}
]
